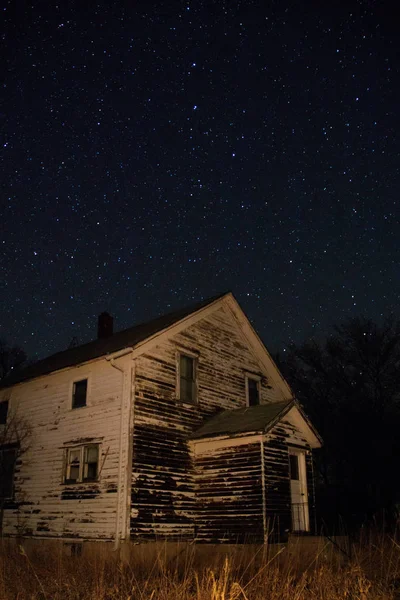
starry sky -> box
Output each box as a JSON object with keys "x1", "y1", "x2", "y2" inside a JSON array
[{"x1": 2, "y1": 0, "x2": 399, "y2": 361}]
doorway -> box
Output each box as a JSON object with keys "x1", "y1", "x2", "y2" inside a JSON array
[{"x1": 289, "y1": 449, "x2": 310, "y2": 532}]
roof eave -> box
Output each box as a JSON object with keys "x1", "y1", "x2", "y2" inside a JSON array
[
  {"x1": 0, "y1": 292, "x2": 231, "y2": 390},
  {"x1": 293, "y1": 400, "x2": 323, "y2": 448},
  {"x1": 190, "y1": 399, "x2": 294, "y2": 442}
]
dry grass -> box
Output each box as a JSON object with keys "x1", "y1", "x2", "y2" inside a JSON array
[{"x1": 1, "y1": 535, "x2": 399, "y2": 600}]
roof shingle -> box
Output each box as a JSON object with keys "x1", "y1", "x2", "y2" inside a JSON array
[
  {"x1": 0, "y1": 293, "x2": 228, "y2": 389},
  {"x1": 190, "y1": 400, "x2": 293, "y2": 439}
]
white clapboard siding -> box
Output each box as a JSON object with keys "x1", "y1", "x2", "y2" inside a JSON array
[{"x1": 2, "y1": 356, "x2": 128, "y2": 540}]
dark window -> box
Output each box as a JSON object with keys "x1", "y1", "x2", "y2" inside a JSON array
[
  {"x1": 65, "y1": 444, "x2": 99, "y2": 483},
  {"x1": 0, "y1": 401, "x2": 9, "y2": 425},
  {"x1": 289, "y1": 454, "x2": 300, "y2": 480},
  {"x1": 72, "y1": 379, "x2": 88, "y2": 409},
  {"x1": 247, "y1": 377, "x2": 260, "y2": 406},
  {"x1": 179, "y1": 354, "x2": 196, "y2": 403},
  {"x1": 64, "y1": 541, "x2": 83, "y2": 556},
  {"x1": 0, "y1": 447, "x2": 17, "y2": 499},
  {"x1": 70, "y1": 543, "x2": 83, "y2": 557}
]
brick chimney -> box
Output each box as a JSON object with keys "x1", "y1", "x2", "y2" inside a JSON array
[{"x1": 98, "y1": 312, "x2": 113, "y2": 339}]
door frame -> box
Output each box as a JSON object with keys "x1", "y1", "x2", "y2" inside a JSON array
[{"x1": 288, "y1": 447, "x2": 310, "y2": 532}]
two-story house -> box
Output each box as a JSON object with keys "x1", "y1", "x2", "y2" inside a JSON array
[{"x1": 0, "y1": 292, "x2": 321, "y2": 546}]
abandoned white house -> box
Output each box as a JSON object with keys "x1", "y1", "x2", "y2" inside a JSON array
[{"x1": 0, "y1": 293, "x2": 321, "y2": 545}]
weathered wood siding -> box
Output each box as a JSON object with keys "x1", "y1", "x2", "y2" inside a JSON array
[
  {"x1": 306, "y1": 452, "x2": 317, "y2": 533},
  {"x1": 193, "y1": 441, "x2": 263, "y2": 543},
  {"x1": 264, "y1": 419, "x2": 314, "y2": 542},
  {"x1": 1, "y1": 356, "x2": 129, "y2": 540},
  {"x1": 1, "y1": 303, "x2": 302, "y2": 544},
  {"x1": 131, "y1": 306, "x2": 279, "y2": 540},
  {"x1": 191, "y1": 417, "x2": 317, "y2": 544}
]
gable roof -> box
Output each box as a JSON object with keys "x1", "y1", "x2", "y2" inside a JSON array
[
  {"x1": 0, "y1": 292, "x2": 296, "y2": 401},
  {"x1": 0, "y1": 293, "x2": 227, "y2": 389},
  {"x1": 191, "y1": 400, "x2": 322, "y2": 448}
]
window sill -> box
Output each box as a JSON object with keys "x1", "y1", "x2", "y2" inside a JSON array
[
  {"x1": 178, "y1": 398, "x2": 198, "y2": 405},
  {"x1": 62, "y1": 479, "x2": 99, "y2": 486}
]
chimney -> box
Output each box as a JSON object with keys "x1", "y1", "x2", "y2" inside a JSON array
[{"x1": 98, "y1": 312, "x2": 113, "y2": 339}]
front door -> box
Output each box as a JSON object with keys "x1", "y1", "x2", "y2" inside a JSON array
[{"x1": 289, "y1": 449, "x2": 309, "y2": 532}]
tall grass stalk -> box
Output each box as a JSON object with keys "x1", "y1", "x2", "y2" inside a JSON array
[{"x1": 1, "y1": 533, "x2": 399, "y2": 599}]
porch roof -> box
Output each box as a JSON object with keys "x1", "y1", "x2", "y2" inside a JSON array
[{"x1": 191, "y1": 400, "x2": 294, "y2": 440}]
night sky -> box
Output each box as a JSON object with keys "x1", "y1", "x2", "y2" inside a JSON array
[{"x1": 2, "y1": 0, "x2": 399, "y2": 362}]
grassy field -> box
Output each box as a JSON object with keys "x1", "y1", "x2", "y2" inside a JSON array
[{"x1": 1, "y1": 533, "x2": 399, "y2": 599}]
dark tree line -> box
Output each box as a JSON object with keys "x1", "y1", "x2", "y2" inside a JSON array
[{"x1": 278, "y1": 317, "x2": 400, "y2": 532}]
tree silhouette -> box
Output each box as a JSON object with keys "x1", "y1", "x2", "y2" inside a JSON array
[
  {"x1": 0, "y1": 339, "x2": 30, "y2": 535},
  {"x1": 0, "y1": 339, "x2": 27, "y2": 380},
  {"x1": 279, "y1": 317, "x2": 400, "y2": 531},
  {"x1": 0, "y1": 405, "x2": 32, "y2": 536}
]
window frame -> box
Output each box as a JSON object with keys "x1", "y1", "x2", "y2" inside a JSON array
[
  {"x1": 63, "y1": 443, "x2": 100, "y2": 484},
  {"x1": 176, "y1": 350, "x2": 199, "y2": 404},
  {"x1": 245, "y1": 373, "x2": 261, "y2": 407},
  {"x1": 70, "y1": 375, "x2": 91, "y2": 410},
  {"x1": 0, "y1": 444, "x2": 18, "y2": 500},
  {"x1": 0, "y1": 400, "x2": 9, "y2": 425},
  {"x1": 64, "y1": 541, "x2": 83, "y2": 556}
]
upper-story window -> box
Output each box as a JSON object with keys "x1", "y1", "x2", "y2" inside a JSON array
[
  {"x1": 72, "y1": 379, "x2": 88, "y2": 409},
  {"x1": 177, "y1": 353, "x2": 197, "y2": 404},
  {"x1": 0, "y1": 400, "x2": 9, "y2": 425},
  {"x1": 246, "y1": 375, "x2": 260, "y2": 406}
]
